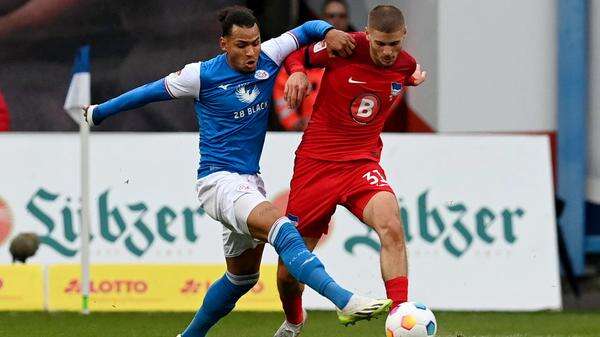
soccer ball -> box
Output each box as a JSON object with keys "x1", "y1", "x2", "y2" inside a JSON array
[{"x1": 385, "y1": 302, "x2": 437, "y2": 337}]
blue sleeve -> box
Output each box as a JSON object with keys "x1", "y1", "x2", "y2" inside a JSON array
[
  {"x1": 290, "y1": 20, "x2": 333, "y2": 46},
  {"x1": 92, "y1": 79, "x2": 173, "y2": 125}
]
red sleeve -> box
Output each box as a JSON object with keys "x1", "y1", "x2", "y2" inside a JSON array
[
  {"x1": 402, "y1": 53, "x2": 419, "y2": 86},
  {"x1": 284, "y1": 40, "x2": 333, "y2": 74},
  {"x1": 284, "y1": 48, "x2": 307, "y2": 74}
]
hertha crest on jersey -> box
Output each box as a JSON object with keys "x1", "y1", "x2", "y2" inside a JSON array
[{"x1": 391, "y1": 82, "x2": 403, "y2": 96}]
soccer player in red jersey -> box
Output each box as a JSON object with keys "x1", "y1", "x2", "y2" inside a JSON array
[{"x1": 273, "y1": 5, "x2": 427, "y2": 337}]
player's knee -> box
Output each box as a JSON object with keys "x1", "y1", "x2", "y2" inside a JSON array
[
  {"x1": 377, "y1": 218, "x2": 405, "y2": 247},
  {"x1": 226, "y1": 271, "x2": 260, "y2": 291},
  {"x1": 244, "y1": 200, "x2": 285, "y2": 241}
]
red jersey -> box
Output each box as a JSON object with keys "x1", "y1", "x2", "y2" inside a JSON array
[{"x1": 284, "y1": 32, "x2": 417, "y2": 162}]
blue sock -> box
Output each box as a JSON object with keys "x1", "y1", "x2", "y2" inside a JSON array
[
  {"x1": 269, "y1": 218, "x2": 353, "y2": 309},
  {"x1": 181, "y1": 272, "x2": 258, "y2": 337}
]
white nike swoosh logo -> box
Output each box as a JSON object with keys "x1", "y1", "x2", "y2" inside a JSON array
[
  {"x1": 218, "y1": 84, "x2": 231, "y2": 90},
  {"x1": 348, "y1": 77, "x2": 367, "y2": 84},
  {"x1": 299, "y1": 256, "x2": 317, "y2": 270}
]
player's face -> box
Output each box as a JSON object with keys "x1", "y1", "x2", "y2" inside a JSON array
[
  {"x1": 365, "y1": 27, "x2": 406, "y2": 67},
  {"x1": 221, "y1": 24, "x2": 261, "y2": 73}
]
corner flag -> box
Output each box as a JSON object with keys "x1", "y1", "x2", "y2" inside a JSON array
[
  {"x1": 63, "y1": 45, "x2": 92, "y2": 314},
  {"x1": 64, "y1": 45, "x2": 91, "y2": 121}
]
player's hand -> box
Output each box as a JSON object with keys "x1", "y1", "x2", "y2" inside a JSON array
[
  {"x1": 324, "y1": 29, "x2": 355, "y2": 57},
  {"x1": 411, "y1": 64, "x2": 427, "y2": 86},
  {"x1": 284, "y1": 72, "x2": 310, "y2": 110},
  {"x1": 82, "y1": 105, "x2": 97, "y2": 126}
]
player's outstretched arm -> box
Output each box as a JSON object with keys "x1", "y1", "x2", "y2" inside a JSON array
[
  {"x1": 262, "y1": 20, "x2": 354, "y2": 67},
  {"x1": 289, "y1": 20, "x2": 355, "y2": 57},
  {"x1": 83, "y1": 62, "x2": 200, "y2": 126},
  {"x1": 83, "y1": 79, "x2": 171, "y2": 126},
  {"x1": 289, "y1": 20, "x2": 332, "y2": 46}
]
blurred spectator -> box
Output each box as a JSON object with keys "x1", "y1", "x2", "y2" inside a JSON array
[
  {"x1": 321, "y1": 0, "x2": 355, "y2": 32},
  {"x1": 273, "y1": 0, "x2": 354, "y2": 131},
  {"x1": 0, "y1": 90, "x2": 9, "y2": 131},
  {"x1": 273, "y1": 68, "x2": 324, "y2": 131}
]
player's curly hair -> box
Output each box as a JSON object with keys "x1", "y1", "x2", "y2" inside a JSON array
[
  {"x1": 368, "y1": 5, "x2": 405, "y2": 33},
  {"x1": 218, "y1": 6, "x2": 257, "y2": 37}
]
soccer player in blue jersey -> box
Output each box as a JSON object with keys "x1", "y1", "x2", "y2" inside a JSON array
[{"x1": 83, "y1": 6, "x2": 392, "y2": 337}]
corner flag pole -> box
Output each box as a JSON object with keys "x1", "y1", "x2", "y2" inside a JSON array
[
  {"x1": 80, "y1": 110, "x2": 91, "y2": 315},
  {"x1": 64, "y1": 45, "x2": 92, "y2": 314}
]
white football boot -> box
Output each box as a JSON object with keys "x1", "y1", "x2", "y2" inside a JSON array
[
  {"x1": 337, "y1": 295, "x2": 392, "y2": 326},
  {"x1": 273, "y1": 308, "x2": 308, "y2": 337}
]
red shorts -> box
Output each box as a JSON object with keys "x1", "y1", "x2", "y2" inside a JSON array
[{"x1": 286, "y1": 156, "x2": 395, "y2": 238}]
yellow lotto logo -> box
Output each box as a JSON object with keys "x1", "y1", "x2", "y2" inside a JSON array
[
  {"x1": 0, "y1": 264, "x2": 44, "y2": 310},
  {"x1": 48, "y1": 264, "x2": 280, "y2": 311}
]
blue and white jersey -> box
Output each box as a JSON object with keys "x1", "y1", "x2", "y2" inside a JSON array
[
  {"x1": 165, "y1": 34, "x2": 297, "y2": 177},
  {"x1": 90, "y1": 21, "x2": 333, "y2": 178}
]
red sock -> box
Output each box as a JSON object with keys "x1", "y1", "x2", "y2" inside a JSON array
[
  {"x1": 281, "y1": 293, "x2": 303, "y2": 325},
  {"x1": 385, "y1": 276, "x2": 408, "y2": 308}
]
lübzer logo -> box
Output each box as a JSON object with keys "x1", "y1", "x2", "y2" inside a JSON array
[
  {"x1": 350, "y1": 93, "x2": 381, "y2": 125},
  {"x1": 0, "y1": 197, "x2": 13, "y2": 246},
  {"x1": 254, "y1": 69, "x2": 269, "y2": 80}
]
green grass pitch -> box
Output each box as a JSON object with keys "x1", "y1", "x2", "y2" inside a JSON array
[{"x1": 1, "y1": 311, "x2": 599, "y2": 337}]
